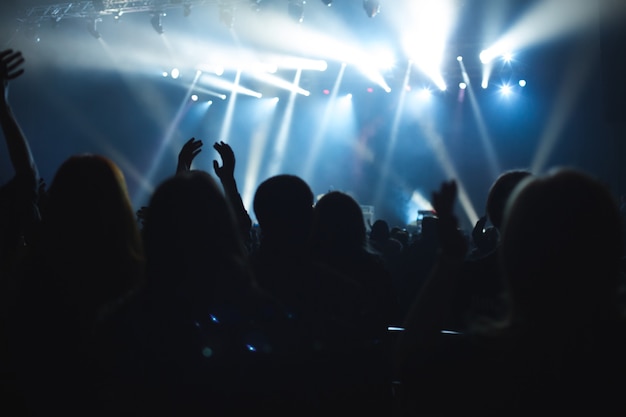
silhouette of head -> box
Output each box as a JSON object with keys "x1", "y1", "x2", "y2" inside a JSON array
[
  {"x1": 310, "y1": 191, "x2": 367, "y2": 253},
  {"x1": 41, "y1": 154, "x2": 143, "y2": 307},
  {"x1": 486, "y1": 169, "x2": 533, "y2": 230},
  {"x1": 143, "y1": 170, "x2": 248, "y2": 288},
  {"x1": 253, "y1": 174, "x2": 314, "y2": 245},
  {"x1": 370, "y1": 219, "x2": 390, "y2": 243},
  {"x1": 500, "y1": 168, "x2": 623, "y2": 321}
]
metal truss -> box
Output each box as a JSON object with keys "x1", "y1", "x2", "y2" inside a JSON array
[{"x1": 16, "y1": 0, "x2": 242, "y2": 25}]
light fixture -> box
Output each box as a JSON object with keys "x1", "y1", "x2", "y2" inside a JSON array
[
  {"x1": 219, "y1": 4, "x2": 235, "y2": 28},
  {"x1": 322, "y1": 0, "x2": 332, "y2": 6},
  {"x1": 288, "y1": 0, "x2": 305, "y2": 23},
  {"x1": 363, "y1": 0, "x2": 380, "y2": 18},
  {"x1": 151, "y1": 11, "x2": 165, "y2": 34},
  {"x1": 87, "y1": 16, "x2": 102, "y2": 39}
]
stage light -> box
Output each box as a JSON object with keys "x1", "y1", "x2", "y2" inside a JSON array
[
  {"x1": 151, "y1": 12, "x2": 165, "y2": 34},
  {"x1": 87, "y1": 17, "x2": 102, "y2": 39},
  {"x1": 457, "y1": 56, "x2": 463, "y2": 62},
  {"x1": 367, "y1": 87, "x2": 374, "y2": 93},
  {"x1": 171, "y1": 68, "x2": 180, "y2": 79},
  {"x1": 519, "y1": 79, "x2": 527, "y2": 87},
  {"x1": 481, "y1": 80, "x2": 489, "y2": 89},
  {"x1": 418, "y1": 88, "x2": 432, "y2": 100},
  {"x1": 288, "y1": 0, "x2": 305, "y2": 23},
  {"x1": 113, "y1": 10, "x2": 123, "y2": 21},
  {"x1": 459, "y1": 82, "x2": 467, "y2": 90},
  {"x1": 363, "y1": 0, "x2": 380, "y2": 17},
  {"x1": 322, "y1": 0, "x2": 332, "y2": 5},
  {"x1": 500, "y1": 84, "x2": 512, "y2": 96},
  {"x1": 479, "y1": 49, "x2": 494, "y2": 64},
  {"x1": 219, "y1": 4, "x2": 235, "y2": 28},
  {"x1": 503, "y1": 52, "x2": 514, "y2": 62},
  {"x1": 323, "y1": 89, "x2": 330, "y2": 95},
  {"x1": 191, "y1": 94, "x2": 198, "y2": 102}
]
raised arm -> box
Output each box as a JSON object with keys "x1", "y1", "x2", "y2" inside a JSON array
[
  {"x1": 394, "y1": 180, "x2": 468, "y2": 373},
  {"x1": 0, "y1": 49, "x2": 38, "y2": 182},
  {"x1": 212, "y1": 141, "x2": 252, "y2": 243}
]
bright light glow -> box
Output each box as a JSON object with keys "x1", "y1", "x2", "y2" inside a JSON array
[
  {"x1": 418, "y1": 88, "x2": 432, "y2": 100},
  {"x1": 271, "y1": 97, "x2": 279, "y2": 104},
  {"x1": 404, "y1": 190, "x2": 434, "y2": 225},
  {"x1": 248, "y1": 71, "x2": 310, "y2": 96},
  {"x1": 162, "y1": 71, "x2": 168, "y2": 77},
  {"x1": 479, "y1": 49, "x2": 496, "y2": 64},
  {"x1": 323, "y1": 89, "x2": 330, "y2": 95},
  {"x1": 456, "y1": 55, "x2": 463, "y2": 62},
  {"x1": 486, "y1": 0, "x2": 601, "y2": 58},
  {"x1": 519, "y1": 79, "x2": 527, "y2": 87},
  {"x1": 266, "y1": 68, "x2": 302, "y2": 177},
  {"x1": 198, "y1": 73, "x2": 262, "y2": 98},
  {"x1": 302, "y1": 61, "x2": 347, "y2": 182},
  {"x1": 191, "y1": 94, "x2": 198, "y2": 101},
  {"x1": 459, "y1": 82, "x2": 467, "y2": 90},
  {"x1": 218, "y1": 68, "x2": 242, "y2": 146},
  {"x1": 401, "y1": 1, "x2": 458, "y2": 97},
  {"x1": 481, "y1": 79, "x2": 489, "y2": 89},
  {"x1": 502, "y1": 52, "x2": 514, "y2": 62},
  {"x1": 346, "y1": 93, "x2": 353, "y2": 99},
  {"x1": 268, "y1": 56, "x2": 328, "y2": 71},
  {"x1": 458, "y1": 58, "x2": 502, "y2": 180},
  {"x1": 500, "y1": 83, "x2": 512, "y2": 96},
  {"x1": 171, "y1": 68, "x2": 180, "y2": 79}
]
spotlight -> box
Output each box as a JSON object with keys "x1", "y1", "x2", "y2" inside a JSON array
[
  {"x1": 288, "y1": 0, "x2": 305, "y2": 23},
  {"x1": 191, "y1": 94, "x2": 199, "y2": 102},
  {"x1": 363, "y1": 0, "x2": 380, "y2": 18},
  {"x1": 456, "y1": 55, "x2": 463, "y2": 62},
  {"x1": 113, "y1": 10, "x2": 123, "y2": 21},
  {"x1": 519, "y1": 79, "x2": 527, "y2": 87},
  {"x1": 151, "y1": 12, "x2": 165, "y2": 34},
  {"x1": 219, "y1": 4, "x2": 235, "y2": 28},
  {"x1": 500, "y1": 84, "x2": 512, "y2": 96},
  {"x1": 321, "y1": 0, "x2": 332, "y2": 5},
  {"x1": 171, "y1": 68, "x2": 180, "y2": 79},
  {"x1": 502, "y1": 52, "x2": 514, "y2": 63},
  {"x1": 87, "y1": 17, "x2": 102, "y2": 39},
  {"x1": 459, "y1": 82, "x2": 467, "y2": 90}
]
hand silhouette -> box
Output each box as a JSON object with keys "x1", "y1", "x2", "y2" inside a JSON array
[
  {"x1": 1, "y1": 49, "x2": 25, "y2": 102},
  {"x1": 176, "y1": 137, "x2": 203, "y2": 173},
  {"x1": 212, "y1": 141, "x2": 235, "y2": 182}
]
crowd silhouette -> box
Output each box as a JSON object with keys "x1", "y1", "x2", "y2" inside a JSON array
[{"x1": 2, "y1": 48, "x2": 626, "y2": 416}]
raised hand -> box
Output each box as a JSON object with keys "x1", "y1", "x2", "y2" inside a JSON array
[
  {"x1": 432, "y1": 180, "x2": 467, "y2": 259},
  {"x1": 1, "y1": 49, "x2": 25, "y2": 103},
  {"x1": 176, "y1": 137, "x2": 203, "y2": 173},
  {"x1": 212, "y1": 141, "x2": 235, "y2": 183}
]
